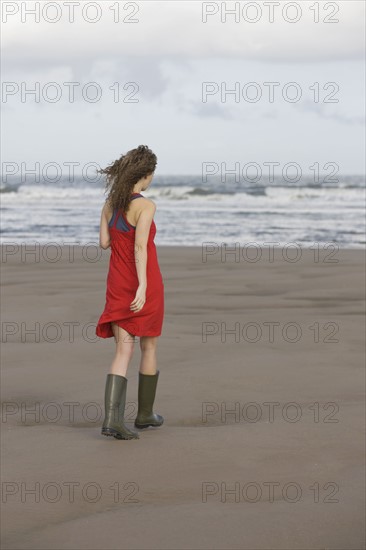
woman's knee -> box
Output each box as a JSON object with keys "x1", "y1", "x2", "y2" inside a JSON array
[
  {"x1": 112, "y1": 324, "x2": 136, "y2": 355},
  {"x1": 140, "y1": 336, "x2": 157, "y2": 353}
]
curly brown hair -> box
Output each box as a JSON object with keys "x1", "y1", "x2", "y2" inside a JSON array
[{"x1": 98, "y1": 145, "x2": 157, "y2": 213}]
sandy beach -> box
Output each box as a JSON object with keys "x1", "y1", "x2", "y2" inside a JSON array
[{"x1": 1, "y1": 244, "x2": 365, "y2": 550}]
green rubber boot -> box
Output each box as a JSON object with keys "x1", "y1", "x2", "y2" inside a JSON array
[
  {"x1": 135, "y1": 370, "x2": 164, "y2": 429},
  {"x1": 101, "y1": 374, "x2": 139, "y2": 440}
]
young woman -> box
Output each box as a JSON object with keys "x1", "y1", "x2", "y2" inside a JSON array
[{"x1": 95, "y1": 145, "x2": 164, "y2": 440}]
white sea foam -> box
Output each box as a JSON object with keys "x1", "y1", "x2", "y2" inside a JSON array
[{"x1": 1, "y1": 177, "x2": 365, "y2": 247}]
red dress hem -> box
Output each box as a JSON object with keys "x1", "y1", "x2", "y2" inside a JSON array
[{"x1": 96, "y1": 319, "x2": 162, "y2": 338}]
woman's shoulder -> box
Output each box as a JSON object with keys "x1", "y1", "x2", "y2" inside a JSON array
[
  {"x1": 137, "y1": 195, "x2": 156, "y2": 211},
  {"x1": 103, "y1": 200, "x2": 114, "y2": 215}
]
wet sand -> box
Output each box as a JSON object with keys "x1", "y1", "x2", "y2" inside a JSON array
[{"x1": 1, "y1": 244, "x2": 365, "y2": 549}]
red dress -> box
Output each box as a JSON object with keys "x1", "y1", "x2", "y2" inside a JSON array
[{"x1": 96, "y1": 193, "x2": 164, "y2": 338}]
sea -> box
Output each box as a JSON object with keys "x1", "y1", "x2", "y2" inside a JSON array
[{"x1": 1, "y1": 175, "x2": 365, "y2": 248}]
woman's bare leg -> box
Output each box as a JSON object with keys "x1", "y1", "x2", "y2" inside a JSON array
[
  {"x1": 108, "y1": 323, "x2": 135, "y2": 377},
  {"x1": 139, "y1": 336, "x2": 158, "y2": 374}
]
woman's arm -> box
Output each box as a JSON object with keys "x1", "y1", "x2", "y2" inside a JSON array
[
  {"x1": 99, "y1": 202, "x2": 113, "y2": 249},
  {"x1": 134, "y1": 200, "x2": 155, "y2": 286},
  {"x1": 130, "y1": 200, "x2": 156, "y2": 312}
]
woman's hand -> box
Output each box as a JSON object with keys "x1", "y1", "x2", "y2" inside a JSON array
[{"x1": 130, "y1": 284, "x2": 146, "y2": 313}]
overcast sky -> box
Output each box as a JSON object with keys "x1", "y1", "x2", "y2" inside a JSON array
[{"x1": 1, "y1": 1, "x2": 365, "y2": 177}]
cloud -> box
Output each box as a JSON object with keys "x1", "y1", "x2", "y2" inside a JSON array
[
  {"x1": 295, "y1": 99, "x2": 365, "y2": 125},
  {"x1": 186, "y1": 100, "x2": 235, "y2": 119},
  {"x1": 1, "y1": 0, "x2": 364, "y2": 76}
]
